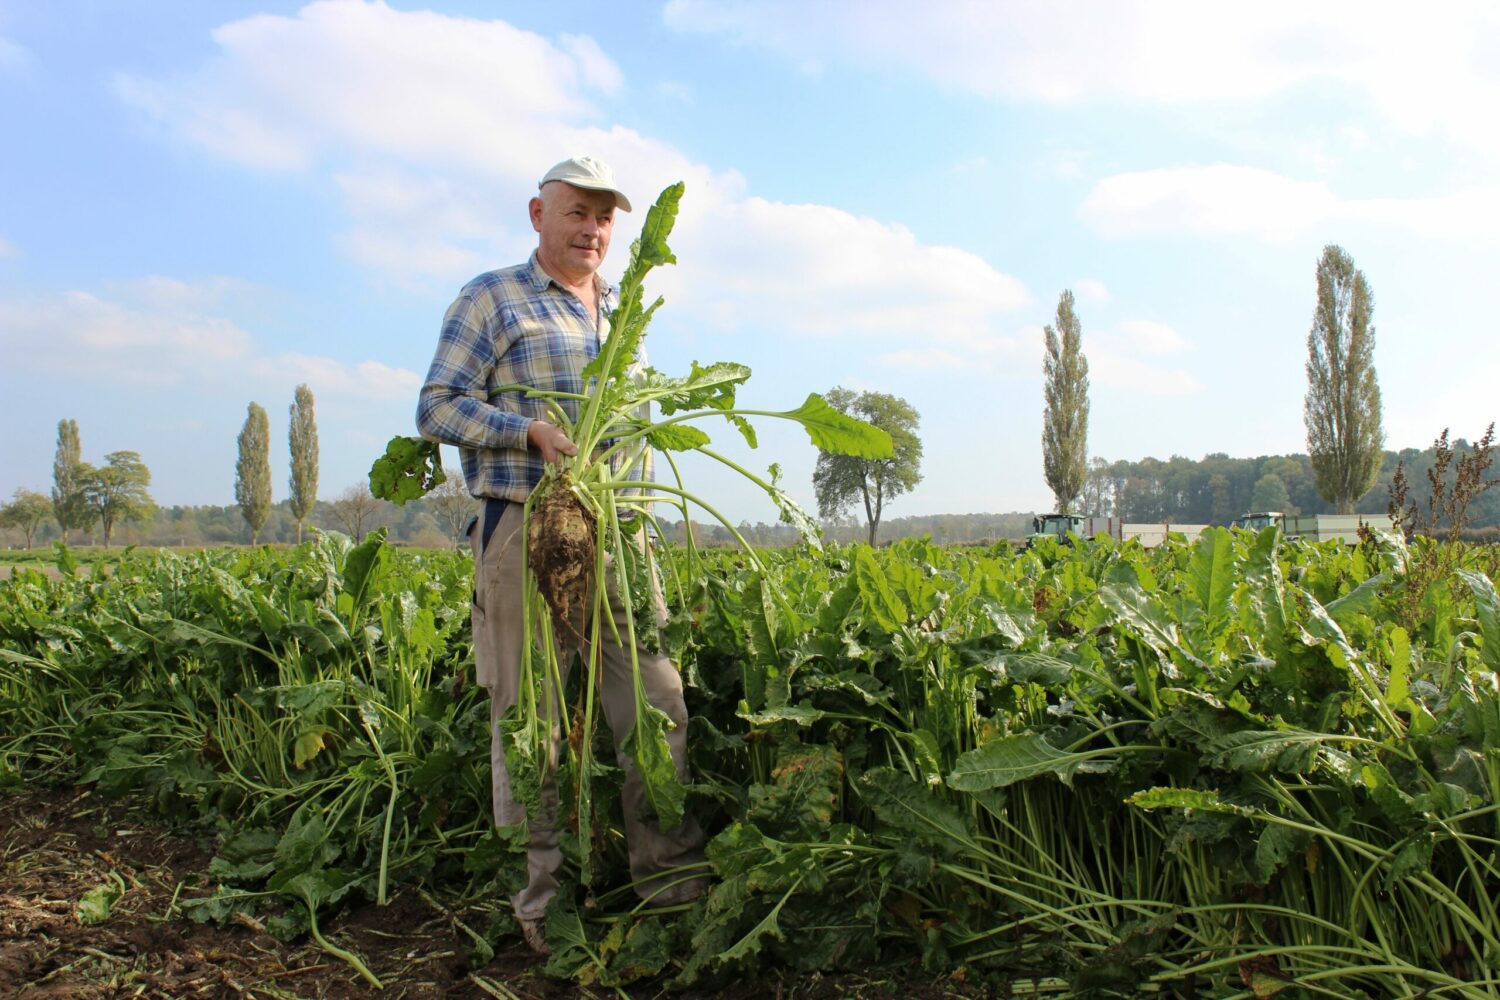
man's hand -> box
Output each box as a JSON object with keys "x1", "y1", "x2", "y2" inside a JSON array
[{"x1": 528, "y1": 420, "x2": 579, "y2": 465}]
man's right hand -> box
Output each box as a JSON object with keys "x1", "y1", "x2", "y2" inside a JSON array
[{"x1": 528, "y1": 420, "x2": 579, "y2": 466}]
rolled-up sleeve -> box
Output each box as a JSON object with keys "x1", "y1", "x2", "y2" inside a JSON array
[{"x1": 416, "y1": 285, "x2": 532, "y2": 452}]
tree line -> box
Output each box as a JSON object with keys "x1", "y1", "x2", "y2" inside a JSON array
[
  {"x1": 1040, "y1": 243, "x2": 1496, "y2": 533},
  {"x1": 8, "y1": 241, "x2": 1493, "y2": 550}
]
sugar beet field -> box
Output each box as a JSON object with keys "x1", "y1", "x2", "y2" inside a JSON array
[{"x1": 3, "y1": 529, "x2": 1500, "y2": 999}]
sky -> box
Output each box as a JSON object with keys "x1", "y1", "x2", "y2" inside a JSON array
[{"x1": 2, "y1": 1, "x2": 1498, "y2": 527}]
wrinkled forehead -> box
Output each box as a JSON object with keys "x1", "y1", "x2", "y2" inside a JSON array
[{"x1": 539, "y1": 181, "x2": 618, "y2": 214}]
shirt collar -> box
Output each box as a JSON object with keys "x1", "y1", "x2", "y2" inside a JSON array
[{"x1": 524, "y1": 250, "x2": 617, "y2": 310}]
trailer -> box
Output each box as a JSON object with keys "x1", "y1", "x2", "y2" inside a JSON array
[
  {"x1": 1027, "y1": 514, "x2": 1212, "y2": 550},
  {"x1": 1231, "y1": 511, "x2": 1398, "y2": 543},
  {"x1": 1083, "y1": 516, "x2": 1209, "y2": 548}
]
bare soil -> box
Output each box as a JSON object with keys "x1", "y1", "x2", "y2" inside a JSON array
[
  {"x1": 0, "y1": 787, "x2": 996, "y2": 999},
  {"x1": 0, "y1": 565, "x2": 68, "y2": 581}
]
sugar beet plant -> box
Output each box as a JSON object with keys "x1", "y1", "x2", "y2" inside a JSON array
[
  {"x1": 4, "y1": 519, "x2": 1500, "y2": 993},
  {"x1": 372, "y1": 181, "x2": 892, "y2": 880},
  {"x1": 640, "y1": 530, "x2": 1500, "y2": 996}
]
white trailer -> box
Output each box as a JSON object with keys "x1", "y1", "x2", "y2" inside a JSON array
[
  {"x1": 1231, "y1": 511, "x2": 1398, "y2": 543},
  {"x1": 1083, "y1": 516, "x2": 1209, "y2": 548}
]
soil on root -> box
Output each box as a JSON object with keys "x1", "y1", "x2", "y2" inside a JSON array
[
  {"x1": 527, "y1": 480, "x2": 596, "y2": 652},
  {"x1": 0, "y1": 786, "x2": 1003, "y2": 999}
]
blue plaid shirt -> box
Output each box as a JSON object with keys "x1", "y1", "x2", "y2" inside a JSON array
[{"x1": 416, "y1": 253, "x2": 616, "y2": 503}]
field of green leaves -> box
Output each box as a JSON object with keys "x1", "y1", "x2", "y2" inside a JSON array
[{"x1": 3, "y1": 528, "x2": 1500, "y2": 997}]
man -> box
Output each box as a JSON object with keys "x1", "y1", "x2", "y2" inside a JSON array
[{"x1": 416, "y1": 156, "x2": 705, "y2": 956}]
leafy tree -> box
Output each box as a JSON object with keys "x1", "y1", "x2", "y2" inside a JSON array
[
  {"x1": 426, "y1": 467, "x2": 475, "y2": 547},
  {"x1": 1, "y1": 488, "x2": 54, "y2": 549},
  {"x1": 1304, "y1": 244, "x2": 1383, "y2": 513},
  {"x1": 327, "y1": 483, "x2": 385, "y2": 543},
  {"x1": 288, "y1": 384, "x2": 319, "y2": 544},
  {"x1": 81, "y1": 451, "x2": 154, "y2": 547},
  {"x1": 235, "y1": 402, "x2": 273, "y2": 544},
  {"x1": 51, "y1": 418, "x2": 90, "y2": 542},
  {"x1": 1080, "y1": 456, "x2": 1113, "y2": 515},
  {"x1": 1042, "y1": 290, "x2": 1090, "y2": 513},
  {"x1": 1250, "y1": 473, "x2": 1292, "y2": 514},
  {"x1": 813, "y1": 388, "x2": 922, "y2": 546}
]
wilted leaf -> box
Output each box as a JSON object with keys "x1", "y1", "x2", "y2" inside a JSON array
[
  {"x1": 622, "y1": 702, "x2": 686, "y2": 831},
  {"x1": 76, "y1": 875, "x2": 125, "y2": 925}
]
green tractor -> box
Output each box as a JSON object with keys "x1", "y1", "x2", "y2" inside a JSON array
[
  {"x1": 1231, "y1": 511, "x2": 1284, "y2": 532},
  {"x1": 1025, "y1": 512, "x2": 1086, "y2": 550}
]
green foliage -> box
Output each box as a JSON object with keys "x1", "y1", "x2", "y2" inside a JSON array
[
  {"x1": 368, "y1": 436, "x2": 445, "y2": 505},
  {"x1": 236, "y1": 401, "x2": 273, "y2": 544},
  {"x1": 79, "y1": 450, "x2": 154, "y2": 547},
  {"x1": 6, "y1": 529, "x2": 1500, "y2": 993},
  {"x1": 0, "y1": 488, "x2": 54, "y2": 549},
  {"x1": 51, "y1": 417, "x2": 91, "y2": 541},
  {"x1": 288, "y1": 383, "x2": 320, "y2": 541},
  {"x1": 1042, "y1": 289, "x2": 1090, "y2": 512},
  {"x1": 1305, "y1": 244, "x2": 1383, "y2": 514}
]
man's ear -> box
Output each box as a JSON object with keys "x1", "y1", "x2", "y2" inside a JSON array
[{"x1": 528, "y1": 196, "x2": 544, "y2": 233}]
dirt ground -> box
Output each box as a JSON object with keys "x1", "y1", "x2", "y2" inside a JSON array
[
  {"x1": 0, "y1": 787, "x2": 998, "y2": 999},
  {"x1": 0, "y1": 564, "x2": 68, "y2": 581}
]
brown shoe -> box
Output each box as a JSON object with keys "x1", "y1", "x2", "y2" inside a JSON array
[{"x1": 519, "y1": 917, "x2": 550, "y2": 956}]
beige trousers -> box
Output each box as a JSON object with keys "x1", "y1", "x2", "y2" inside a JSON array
[{"x1": 470, "y1": 501, "x2": 705, "y2": 920}]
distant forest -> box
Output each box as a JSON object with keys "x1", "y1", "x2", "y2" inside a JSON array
[{"x1": 3, "y1": 437, "x2": 1494, "y2": 551}]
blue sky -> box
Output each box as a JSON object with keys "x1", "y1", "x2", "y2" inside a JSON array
[{"x1": 3, "y1": 1, "x2": 1498, "y2": 526}]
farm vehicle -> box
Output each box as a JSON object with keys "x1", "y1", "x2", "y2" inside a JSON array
[
  {"x1": 1026, "y1": 514, "x2": 1208, "y2": 549},
  {"x1": 1230, "y1": 511, "x2": 1399, "y2": 543}
]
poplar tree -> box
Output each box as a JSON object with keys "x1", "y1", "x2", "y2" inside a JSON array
[
  {"x1": 1304, "y1": 244, "x2": 1383, "y2": 514},
  {"x1": 51, "y1": 418, "x2": 90, "y2": 542},
  {"x1": 1042, "y1": 290, "x2": 1090, "y2": 513},
  {"x1": 236, "y1": 402, "x2": 273, "y2": 544},
  {"x1": 288, "y1": 384, "x2": 319, "y2": 543}
]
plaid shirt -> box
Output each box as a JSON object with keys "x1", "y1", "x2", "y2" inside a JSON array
[{"x1": 416, "y1": 252, "x2": 619, "y2": 503}]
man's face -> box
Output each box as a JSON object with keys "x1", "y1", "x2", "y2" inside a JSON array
[{"x1": 530, "y1": 183, "x2": 616, "y2": 284}]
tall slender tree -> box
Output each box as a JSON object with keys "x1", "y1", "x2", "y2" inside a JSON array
[
  {"x1": 1042, "y1": 290, "x2": 1090, "y2": 513},
  {"x1": 288, "y1": 384, "x2": 319, "y2": 543},
  {"x1": 236, "y1": 402, "x2": 273, "y2": 544},
  {"x1": 51, "y1": 418, "x2": 90, "y2": 542},
  {"x1": 1304, "y1": 244, "x2": 1383, "y2": 513}
]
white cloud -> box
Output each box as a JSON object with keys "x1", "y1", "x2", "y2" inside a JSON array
[
  {"x1": 1074, "y1": 278, "x2": 1111, "y2": 303},
  {"x1": 114, "y1": 1, "x2": 624, "y2": 174},
  {"x1": 667, "y1": 197, "x2": 1029, "y2": 347},
  {"x1": 1089, "y1": 349, "x2": 1202, "y2": 396},
  {"x1": 116, "y1": 2, "x2": 1033, "y2": 365},
  {"x1": 0, "y1": 236, "x2": 16, "y2": 258},
  {"x1": 1080, "y1": 164, "x2": 1500, "y2": 244},
  {"x1": 0, "y1": 288, "x2": 252, "y2": 385},
  {"x1": 1080, "y1": 165, "x2": 1335, "y2": 242},
  {"x1": 1080, "y1": 320, "x2": 1199, "y2": 395},
  {"x1": 0, "y1": 279, "x2": 418, "y2": 401},
  {"x1": 1117, "y1": 319, "x2": 1191, "y2": 355},
  {"x1": 252, "y1": 354, "x2": 421, "y2": 401},
  {"x1": 662, "y1": 0, "x2": 1500, "y2": 161}
]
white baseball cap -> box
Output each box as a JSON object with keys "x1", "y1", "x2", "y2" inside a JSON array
[{"x1": 537, "y1": 156, "x2": 632, "y2": 212}]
